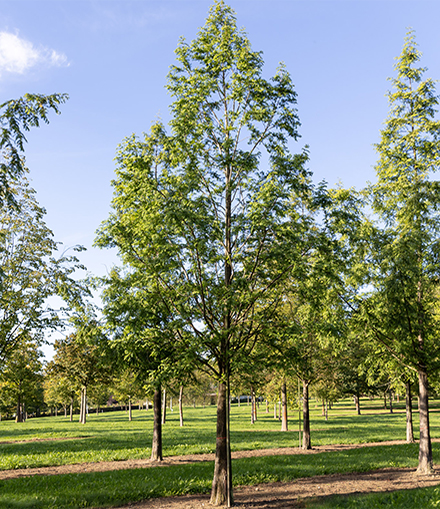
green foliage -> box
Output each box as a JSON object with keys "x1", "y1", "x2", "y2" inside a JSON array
[
  {"x1": 0, "y1": 336, "x2": 44, "y2": 418},
  {"x1": 95, "y1": 0, "x2": 313, "y2": 382},
  {"x1": 0, "y1": 93, "x2": 68, "y2": 208},
  {"x1": 362, "y1": 30, "x2": 440, "y2": 373},
  {"x1": 0, "y1": 177, "x2": 87, "y2": 362}
]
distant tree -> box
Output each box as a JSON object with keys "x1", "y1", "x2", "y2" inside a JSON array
[
  {"x1": 0, "y1": 93, "x2": 68, "y2": 208},
  {"x1": 0, "y1": 335, "x2": 44, "y2": 422},
  {"x1": 111, "y1": 368, "x2": 144, "y2": 421},
  {"x1": 51, "y1": 321, "x2": 112, "y2": 424},
  {"x1": 44, "y1": 363, "x2": 78, "y2": 420}
]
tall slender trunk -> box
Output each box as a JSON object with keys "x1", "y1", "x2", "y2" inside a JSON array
[
  {"x1": 80, "y1": 387, "x2": 87, "y2": 424},
  {"x1": 179, "y1": 385, "x2": 184, "y2": 427},
  {"x1": 151, "y1": 387, "x2": 163, "y2": 461},
  {"x1": 417, "y1": 368, "x2": 433, "y2": 473},
  {"x1": 302, "y1": 380, "x2": 312, "y2": 449},
  {"x1": 162, "y1": 387, "x2": 167, "y2": 425},
  {"x1": 250, "y1": 386, "x2": 256, "y2": 424},
  {"x1": 128, "y1": 397, "x2": 132, "y2": 421},
  {"x1": 210, "y1": 379, "x2": 232, "y2": 506},
  {"x1": 302, "y1": 380, "x2": 311, "y2": 450},
  {"x1": 405, "y1": 380, "x2": 414, "y2": 443},
  {"x1": 281, "y1": 381, "x2": 288, "y2": 432},
  {"x1": 389, "y1": 389, "x2": 393, "y2": 414},
  {"x1": 70, "y1": 395, "x2": 73, "y2": 422}
]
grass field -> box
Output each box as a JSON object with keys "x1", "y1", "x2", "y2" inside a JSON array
[{"x1": 0, "y1": 397, "x2": 439, "y2": 508}]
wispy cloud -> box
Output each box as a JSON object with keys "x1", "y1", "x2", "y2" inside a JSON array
[{"x1": 0, "y1": 31, "x2": 69, "y2": 77}]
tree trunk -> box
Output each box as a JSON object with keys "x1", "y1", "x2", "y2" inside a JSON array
[
  {"x1": 389, "y1": 389, "x2": 393, "y2": 413},
  {"x1": 70, "y1": 396, "x2": 73, "y2": 422},
  {"x1": 128, "y1": 397, "x2": 132, "y2": 421},
  {"x1": 210, "y1": 380, "x2": 232, "y2": 506},
  {"x1": 179, "y1": 385, "x2": 184, "y2": 427},
  {"x1": 354, "y1": 393, "x2": 361, "y2": 415},
  {"x1": 151, "y1": 387, "x2": 163, "y2": 461},
  {"x1": 250, "y1": 386, "x2": 256, "y2": 424},
  {"x1": 16, "y1": 394, "x2": 23, "y2": 423},
  {"x1": 417, "y1": 368, "x2": 433, "y2": 474},
  {"x1": 274, "y1": 402, "x2": 277, "y2": 420},
  {"x1": 302, "y1": 380, "x2": 311, "y2": 450},
  {"x1": 281, "y1": 381, "x2": 288, "y2": 432},
  {"x1": 162, "y1": 387, "x2": 167, "y2": 425},
  {"x1": 405, "y1": 380, "x2": 414, "y2": 443},
  {"x1": 79, "y1": 387, "x2": 87, "y2": 424}
]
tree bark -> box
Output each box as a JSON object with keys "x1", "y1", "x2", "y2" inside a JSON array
[
  {"x1": 162, "y1": 387, "x2": 167, "y2": 425},
  {"x1": 128, "y1": 397, "x2": 132, "y2": 421},
  {"x1": 417, "y1": 368, "x2": 433, "y2": 473},
  {"x1": 281, "y1": 381, "x2": 288, "y2": 431},
  {"x1": 179, "y1": 385, "x2": 184, "y2": 427},
  {"x1": 389, "y1": 389, "x2": 393, "y2": 414},
  {"x1": 151, "y1": 387, "x2": 163, "y2": 461},
  {"x1": 16, "y1": 396, "x2": 23, "y2": 423},
  {"x1": 405, "y1": 380, "x2": 414, "y2": 443},
  {"x1": 210, "y1": 380, "x2": 232, "y2": 506},
  {"x1": 354, "y1": 393, "x2": 361, "y2": 415},
  {"x1": 302, "y1": 380, "x2": 311, "y2": 450},
  {"x1": 79, "y1": 387, "x2": 87, "y2": 424},
  {"x1": 250, "y1": 386, "x2": 256, "y2": 424}
]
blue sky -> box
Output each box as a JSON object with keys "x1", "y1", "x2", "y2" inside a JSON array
[{"x1": 1, "y1": 0, "x2": 439, "y2": 288}]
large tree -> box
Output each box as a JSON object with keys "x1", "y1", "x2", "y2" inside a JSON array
[
  {"x1": 365, "y1": 31, "x2": 440, "y2": 474},
  {"x1": 96, "y1": 2, "x2": 312, "y2": 504}
]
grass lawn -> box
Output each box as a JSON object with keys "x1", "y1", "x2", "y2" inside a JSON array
[{"x1": 0, "y1": 397, "x2": 439, "y2": 508}]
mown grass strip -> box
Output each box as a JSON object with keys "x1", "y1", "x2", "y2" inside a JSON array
[{"x1": 0, "y1": 443, "x2": 423, "y2": 509}]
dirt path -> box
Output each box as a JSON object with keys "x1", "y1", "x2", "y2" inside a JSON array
[{"x1": 2, "y1": 441, "x2": 440, "y2": 508}]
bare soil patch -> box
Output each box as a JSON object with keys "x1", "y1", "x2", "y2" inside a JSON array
[{"x1": 2, "y1": 440, "x2": 440, "y2": 508}]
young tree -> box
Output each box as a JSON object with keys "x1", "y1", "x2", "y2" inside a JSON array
[
  {"x1": 365, "y1": 31, "x2": 440, "y2": 474},
  {"x1": 96, "y1": 2, "x2": 312, "y2": 504},
  {"x1": 0, "y1": 93, "x2": 67, "y2": 208}
]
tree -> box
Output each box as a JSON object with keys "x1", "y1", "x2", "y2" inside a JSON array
[
  {"x1": 96, "y1": 2, "x2": 312, "y2": 504},
  {"x1": 0, "y1": 176, "x2": 86, "y2": 363},
  {"x1": 43, "y1": 367, "x2": 77, "y2": 419},
  {"x1": 0, "y1": 93, "x2": 68, "y2": 208},
  {"x1": 365, "y1": 31, "x2": 440, "y2": 474},
  {"x1": 51, "y1": 322, "x2": 112, "y2": 424},
  {"x1": 0, "y1": 335, "x2": 44, "y2": 422},
  {"x1": 99, "y1": 267, "x2": 189, "y2": 460}
]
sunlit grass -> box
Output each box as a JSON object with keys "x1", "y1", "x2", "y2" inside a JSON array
[
  {"x1": 0, "y1": 397, "x2": 436, "y2": 470},
  {"x1": 0, "y1": 397, "x2": 439, "y2": 507}
]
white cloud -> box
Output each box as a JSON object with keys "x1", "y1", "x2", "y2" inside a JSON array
[{"x1": 0, "y1": 31, "x2": 68, "y2": 77}]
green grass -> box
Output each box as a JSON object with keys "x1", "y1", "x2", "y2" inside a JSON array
[
  {"x1": 0, "y1": 443, "x2": 426, "y2": 508},
  {"x1": 0, "y1": 398, "x2": 439, "y2": 507}
]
